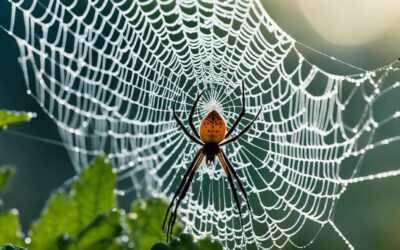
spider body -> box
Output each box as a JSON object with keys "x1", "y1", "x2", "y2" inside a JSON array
[
  {"x1": 199, "y1": 110, "x2": 227, "y2": 164},
  {"x1": 163, "y1": 82, "x2": 262, "y2": 242},
  {"x1": 200, "y1": 110, "x2": 227, "y2": 144}
]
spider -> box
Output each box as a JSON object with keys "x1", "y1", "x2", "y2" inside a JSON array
[{"x1": 162, "y1": 82, "x2": 262, "y2": 242}]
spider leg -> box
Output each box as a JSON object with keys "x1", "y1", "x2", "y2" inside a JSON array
[
  {"x1": 173, "y1": 99, "x2": 204, "y2": 145},
  {"x1": 162, "y1": 150, "x2": 202, "y2": 233},
  {"x1": 225, "y1": 81, "x2": 246, "y2": 138},
  {"x1": 217, "y1": 151, "x2": 244, "y2": 231},
  {"x1": 166, "y1": 152, "x2": 205, "y2": 242},
  {"x1": 219, "y1": 106, "x2": 262, "y2": 146},
  {"x1": 189, "y1": 91, "x2": 204, "y2": 139},
  {"x1": 221, "y1": 150, "x2": 253, "y2": 220}
]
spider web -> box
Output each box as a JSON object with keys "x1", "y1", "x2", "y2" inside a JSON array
[{"x1": 1, "y1": 0, "x2": 400, "y2": 249}]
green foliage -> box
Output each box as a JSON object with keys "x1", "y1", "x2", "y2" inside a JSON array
[
  {"x1": 29, "y1": 190, "x2": 76, "y2": 249},
  {"x1": 72, "y1": 156, "x2": 117, "y2": 228},
  {"x1": 0, "y1": 110, "x2": 32, "y2": 131},
  {"x1": 74, "y1": 210, "x2": 126, "y2": 250},
  {"x1": 29, "y1": 156, "x2": 119, "y2": 250},
  {"x1": 0, "y1": 167, "x2": 22, "y2": 248},
  {"x1": 0, "y1": 109, "x2": 28, "y2": 249},
  {"x1": 0, "y1": 167, "x2": 15, "y2": 191},
  {"x1": 27, "y1": 157, "x2": 187, "y2": 250},
  {"x1": 127, "y1": 198, "x2": 183, "y2": 250},
  {"x1": 150, "y1": 233, "x2": 223, "y2": 250},
  {"x1": 0, "y1": 210, "x2": 23, "y2": 247}
]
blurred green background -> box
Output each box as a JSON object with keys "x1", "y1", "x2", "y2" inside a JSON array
[{"x1": 0, "y1": 0, "x2": 400, "y2": 249}]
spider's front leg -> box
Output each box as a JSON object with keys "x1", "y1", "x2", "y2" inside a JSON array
[
  {"x1": 219, "y1": 107, "x2": 262, "y2": 146},
  {"x1": 173, "y1": 100, "x2": 204, "y2": 145},
  {"x1": 225, "y1": 81, "x2": 246, "y2": 139},
  {"x1": 189, "y1": 91, "x2": 204, "y2": 139}
]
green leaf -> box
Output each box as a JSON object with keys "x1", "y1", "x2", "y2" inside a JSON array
[
  {"x1": 127, "y1": 198, "x2": 183, "y2": 250},
  {"x1": 0, "y1": 209, "x2": 23, "y2": 246},
  {"x1": 0, "y1": 167, "x2": 15, "y2": 191},
  {"x1": 0, "y1": 110, "x2": 32, "y2": 131},
  {"x1": 71, "y1": 155, "x2": 116, "y2": 228},
  {"x1": 29, "y1": 191, "x2": 78, "y2": 250},
  {"x1": 0, "y1": 244, "x2": 27, "y2": 250},
  {"x1": 75, "y1": 210, "x2": 125, "y2": 250},
  {"x1": 150, "y1": 234, "x2": 223, "y2": 250},
  {"x1": 29, "y1": 156, "x2": 117, "y2": 250}
]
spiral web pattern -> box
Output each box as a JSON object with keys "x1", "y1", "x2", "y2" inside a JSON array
[{"x1": 1, "y1": 0, "x2": 400, "y2": 249}]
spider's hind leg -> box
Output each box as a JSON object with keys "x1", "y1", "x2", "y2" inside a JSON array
[
  {"x1": 221, "y1": 150, "x2": 254, "y2": 220},
  {"x1": 217, "y1": 151, "x2": 245, "y2": 230},
  {"x1": 164, "y1": 151, "x2": 205, "y2": 242},
  {"x1": 162, "y1": 151, "x2": 202, "y2": 235}
]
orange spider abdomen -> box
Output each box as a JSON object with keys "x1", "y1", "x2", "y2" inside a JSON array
[{"x1": 200, "y1": 110, "x2": 227, "y2": 143}]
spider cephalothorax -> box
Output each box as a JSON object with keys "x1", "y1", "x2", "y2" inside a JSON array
[{"x1": 162, "y1": 82, "x2": 262, "y2": 242}]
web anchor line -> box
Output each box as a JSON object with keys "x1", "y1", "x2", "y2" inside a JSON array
[
  {"x1": 294, "y1": 41, "x2": 368, "y2": 73},
  {"x1": 4, "y1": 130, "x2": 66, "y2": 148},
  {"x1": 340, "y1": 169, "x2": 400, "y2": 186},
  {"x1": 328, "y1": 220, "x2": 354, "y2": 250}
]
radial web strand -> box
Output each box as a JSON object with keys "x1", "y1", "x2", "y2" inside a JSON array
[{"x1": 1, "y1": 0, "x2": 400, "y2": 249}]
